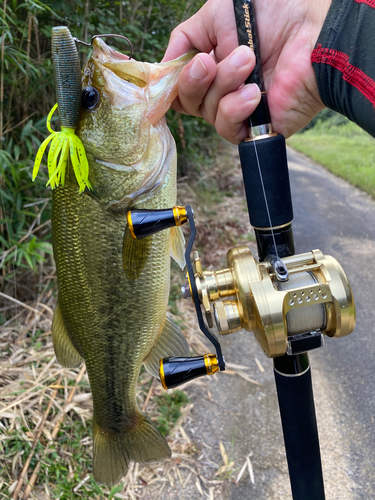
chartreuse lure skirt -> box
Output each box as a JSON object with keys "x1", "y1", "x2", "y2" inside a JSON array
[{"x1": 33, "y1": 103, "x2": 91, "y2": 193}]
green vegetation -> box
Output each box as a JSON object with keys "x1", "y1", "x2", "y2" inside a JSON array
[
  {"x1": 155, "y1": 390, "x2": 189, "y2": 436},
  {"x1": 2, "y1": 399, "x2": 188, "y2": 499},
  {"x1": 0, "y1": 0, "x2": 214, "y2": 293},
  {"x1": 2, "y1": 419, "x2": 105, "y2": 499},
  {"x1": 288, "y1": 111, "x2": 375, "y2": 199},
  {"x1": 1, "y1": 388, "x2": 188, "y2": 498}
]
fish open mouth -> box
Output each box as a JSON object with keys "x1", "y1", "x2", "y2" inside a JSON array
[
  {"x1": 92, "y1": 38, "x2": 148, "y2": 88},
  {"x1": 93, "y1": 37, "x2": 131, "y2": 61}
]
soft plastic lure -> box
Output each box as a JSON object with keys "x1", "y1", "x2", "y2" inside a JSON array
[{"x1": 33, "y1": 26, "x2": 90, "y2": 193}]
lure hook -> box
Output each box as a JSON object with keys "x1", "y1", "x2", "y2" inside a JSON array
[{"x1": 73, "y1": 34, "x2": 133, "y2": 59}]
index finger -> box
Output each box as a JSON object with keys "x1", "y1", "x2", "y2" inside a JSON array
[
  {"x1": 162, "y1": 15, "x2": 214, "y2": 62},
  {"x1": 162, "y1": 0, "x2": 239, "y2": 63}
]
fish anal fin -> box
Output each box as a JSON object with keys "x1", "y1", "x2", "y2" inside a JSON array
[
  {"x1": 122, "y1": 225, "x2": 152, "y2": 280},
  {"x1": 170, "y1": 225, "x2": 186, "y2": 270},
  {"x1": 143, "y1": 315, "x2": 190, "y2": 379},
  {"x1": 93, "y1": 411, "x2": 171, "y2": 486},
  {"x1": 52, "y1": 301, "x2": 83, "y2": 368}
]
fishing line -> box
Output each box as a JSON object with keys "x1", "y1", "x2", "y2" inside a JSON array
[{"x1": 249, "y1": 117, "x2": 280, "y2": 263}]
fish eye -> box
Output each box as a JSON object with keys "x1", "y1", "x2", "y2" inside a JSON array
[{"x1": 82, "y1": 86, "x2": 100, "y2": 110}]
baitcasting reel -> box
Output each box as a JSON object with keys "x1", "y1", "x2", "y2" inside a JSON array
[
  {"x1": 189, "y1": 246, "x2": 355, "y2": 358},
  {"x1": 127, "y1": 206, "x2": 356, "y2": 388}
]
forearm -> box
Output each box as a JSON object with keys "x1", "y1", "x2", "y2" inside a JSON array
[{"x1": 312, "y1": 0, "x2": 375, "y2": 137}]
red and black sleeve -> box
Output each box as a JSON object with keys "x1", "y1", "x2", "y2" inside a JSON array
[{"x1": 312, "y1": 0, "x2": 375, "y2": 137}]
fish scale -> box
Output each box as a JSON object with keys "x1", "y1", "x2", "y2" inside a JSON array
[
  {"x1": 53, "y1": 181, "x2": 170, "y2": 403},
  {"x1": 52, "y1": 179, "x2": 172, "y2": 472}
]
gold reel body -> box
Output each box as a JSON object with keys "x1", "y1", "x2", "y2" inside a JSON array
[{"x1": 194, "y1": 247, "x2": 355, "y2": 358}]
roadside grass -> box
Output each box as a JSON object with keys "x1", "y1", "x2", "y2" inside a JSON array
[
  {"x1": 0, "y1": 265, "x2": 195, "y2": 498},
  {"x1": 287, "y1": 120, "x2": 375, "y2": 199}
]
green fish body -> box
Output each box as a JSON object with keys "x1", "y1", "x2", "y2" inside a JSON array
[{"x1": 50, "y1": 33, "x2": 193, "y2": 485}]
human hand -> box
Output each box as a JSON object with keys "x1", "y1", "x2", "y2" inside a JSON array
[{"x1": 163, "y1": 0, "x2": 331, "y2": 143}]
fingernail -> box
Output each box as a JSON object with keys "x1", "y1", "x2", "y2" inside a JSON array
[
  {"x1": 231, "y1": 46, "x2": 251, "y2": 67},
  {"x1": 241, "y1": 83, "x2": 260, "y2": 101},
  {"x1": 190, "y1": 56, "x2": 208, "y2": 80}
]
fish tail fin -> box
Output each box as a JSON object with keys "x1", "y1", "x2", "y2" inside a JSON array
[{"x1": 93, "y1": 412, "x2": 171, "y2": 486}]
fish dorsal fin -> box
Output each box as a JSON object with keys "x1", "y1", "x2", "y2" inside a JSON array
[{"x1": 143, "y1": 314, "x2": 190, "y2": 379}]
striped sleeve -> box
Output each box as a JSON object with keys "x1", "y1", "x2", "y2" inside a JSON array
[{"x1": 311, "y1": 0, "x2": 375, "y2": 137}]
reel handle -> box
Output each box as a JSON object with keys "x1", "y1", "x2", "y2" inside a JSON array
[
  {"x1": 160, "y1": 354, "x2": 219, "y2": 389},
  {"x1": 127, "y1": 206, "x2": 188, "y2": 240},
  {"x1": 127, "y1": 205, "x2": 225, "y2": 385}
]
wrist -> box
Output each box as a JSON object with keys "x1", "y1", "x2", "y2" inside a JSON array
[{"x1": 305, "y1": 0, "x2": 332, "y2": 110}]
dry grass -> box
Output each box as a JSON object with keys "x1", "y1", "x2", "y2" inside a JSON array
[
  {"x1": 0, "y1": 317, "x2": 224, "y2": 499},
  {"x1": 0, "y1": 141, "x2": 254, "y2": 499}
]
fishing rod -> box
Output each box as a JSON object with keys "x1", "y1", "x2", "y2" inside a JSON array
[{"x1": 127, "y1": 1, "x2": 356, "y2": 498}]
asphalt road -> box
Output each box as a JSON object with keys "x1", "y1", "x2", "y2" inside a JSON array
[
  {"x1": 289, "y1": 147, "x2": 375, "y2": 498},
  {"x1": 176, "y1": 147, "x2": 375, "y2": 500}
]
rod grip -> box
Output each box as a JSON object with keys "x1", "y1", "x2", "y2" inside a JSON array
[
  {"x1": 238, "y1": 134, "x2": 293, "y2": 228},
  {"x1": 233, "y1": 0, "x2": 263, "y2": 89},
  {"x1": 233, "y1": 0, "x2": 270, "y2": 127}
]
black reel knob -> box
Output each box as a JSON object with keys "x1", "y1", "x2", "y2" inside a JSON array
[
  {"x1": 127, "y1": 206, "x2": 188, "y2": 240},
  {"x1": 159, "y1": 354, "x2": 219, "y2": 389}
]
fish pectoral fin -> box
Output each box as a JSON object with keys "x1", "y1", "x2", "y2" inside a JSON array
[
  {"x1": 143, "y1": 314, "x2": 190, "y2": 379},
  {"x1": 52, "y1": 301, "x2": 83, "y2": 368},
  {"x1": 93, "y1": 411, "x2": 171, "y2": 486},
  {"x1": 122, "y1": 225, "x2": 152, "y2": 280},
  {"x1": 170, "y1": 225, "x2": 186, "y2": 270}
]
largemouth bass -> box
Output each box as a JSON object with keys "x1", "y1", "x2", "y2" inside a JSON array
[{"x1": 42, "y1": 27, "x2": 193, "y2": 486}]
